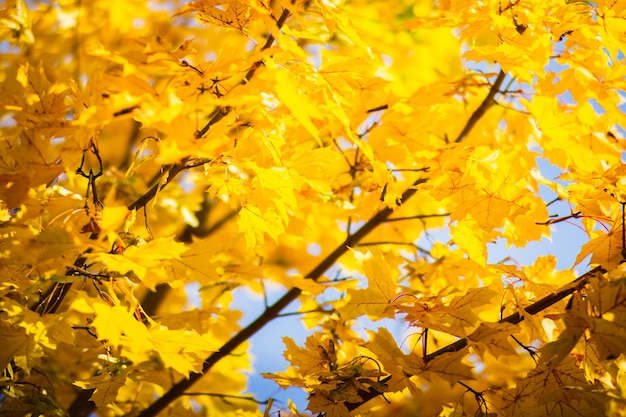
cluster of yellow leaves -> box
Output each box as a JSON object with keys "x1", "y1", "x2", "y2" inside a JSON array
[{"x1": 1, "y1": 0, "x2": 626, "y2": 416}]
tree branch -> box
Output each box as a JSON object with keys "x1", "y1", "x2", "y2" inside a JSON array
[
  {"x1": 454, "y1": 70, "x2": 506, "y2": 143},
  {"x1": 134, "y1": 178, "x2": 427, "y2": 417},
  {"x1": 134, "y1": 67, "x2": 510, "y2": 417}
]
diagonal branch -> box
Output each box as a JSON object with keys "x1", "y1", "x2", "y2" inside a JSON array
[
  {"x1": 135, "y1": 178, "x2": 426, "y2": 417},
  {"x1": 454, "y1": 70, "x2": 506, "y2": 143}
]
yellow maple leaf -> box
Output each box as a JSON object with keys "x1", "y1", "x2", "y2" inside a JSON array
[
  {"x1": 176, "y1": 0, "x2": 257, "y2": 31},
  {"x1": 281, "y1": 334, "x2": 335, "y2": 376},
  {"x1": 575, "y1": 221, "x2": 624, "y2": 271},
  {"x1": 274, "y1": 68, "x2": 323, "y2": 147},
  {"x1": 238, "y1": 204, "x2": 284, "y2": 249},
  {"x1": 467, "y1": 322, "x2": 518, "y2": 357},
  {"x1": 450, "y1": 218, "x2": 488, "y2": 265},
  {"x1": 74, "y1": 370, "x2": 129, "y2": 408},
  {"x1": 148, "y1": 326, "x2": 218, "y2": 377},
  {"x1": 91, "y1": 237, "x2": 188, "y2": 284},
  {"x1": 424, "y1": 351, "x2": 475, "y2": 384},
  {"x1": 502, "y1": 357, "x2": 608, "y2": 416},
  {"x1": 91, "y1": 303, "x2": 149, "y2": 347},
  {"x1": 339, "y1": 250, "x2": 397, "y2": 320},
  {"x1": 366, "y1": 327, "x2": 423, "y2": 379}
]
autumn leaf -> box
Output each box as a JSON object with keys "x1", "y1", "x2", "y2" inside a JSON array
[
  {"x1": 148, "y1": 326, "x2": 218, "y2": 376},
  {"x1": 538, "y1": 294, "x2": 588, "y2": 368},
  {"x1": 74, "y1": 370, "x2": 130, "y2": 409},
  {"x1": 281, "y1": 334, "x2": 335, "y2": 376},
  {"x1": 365, "y1": 328, "x2": 424, "y2": 395},
  {"x1": 467, "y1": 322, "x2": 518, "y2": 357},
  {"x1": 445, "y1": 286, "x2": 499, "y2": 333},
  {"x1": 89, "y1": 237, "x2": 188, "y2": 286},
  {"x1": 366, "y1": 328, "x2": 423, "y2": 376},
  {"x1": 575, "y1": 221, "x2": 625, "y2": 271},
  {"x1": 319, "y1": 56, "x2": 378, "y2": 105},
  {"x1": 239, "y1": 204, "x2": 284, "y2": 249},
  {"x1": 90, "y1": 303, "x2": 150, "y2": 348},
  {"x1": 274, "y1": 68, "x2": 324, "y2": 147},
  {"x1": 3, "y1": 0, "x2": 626, "y2": 416},
  {"x1": 339, "y1": 250, "x2": 397, "y2": 320},
  {"x1": 0, "y1": 0, "x2": 34, "y2": 44},
  {"x1": 308, "y1": 394, "x2": 350, "y2": 417},
  {"x1": 424, "y1": 351, "x2": 475, "y2": 384},
  {"x1": 177, "y1": 0, "x2": 257, "y2": 31},
  {"x1": 501, "y1": 357, "x2": 610, "y2": 417}
]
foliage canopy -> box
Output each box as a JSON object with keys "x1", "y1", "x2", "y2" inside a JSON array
[{"x1": 1, "y1": 0, "x2": 626, "y2": 416}]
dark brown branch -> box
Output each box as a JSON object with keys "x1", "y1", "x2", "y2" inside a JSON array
[
  {"x1": 454, "y1": 70, "x2": 506, "y2": 143},
  {"x1": 345, "y1": 265, "x2": 605, "y2": 411},
  {"x1": 113, "y1": 106, "x2": 139, "y2": 117},
  {"x1": 127, "y1": 158, "x2": 212, "y2": 212},
  {"x1": 135, "y1": 178, "x2": 426, "y2": 417},
  {"x1": 241, "y1": 5, "x2": 292, "y2": 84}
]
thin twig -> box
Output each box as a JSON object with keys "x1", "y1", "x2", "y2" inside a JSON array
[
  {"x1": 510, "y1": 334, "x2": 538, "y2": 362},
  {"x1": 384, "y1": 213, "x2": 449, "y2": 222},
  {"x1": 536, "y1": 211, "x2": 582, "y2": 225},
  {"x1": 181, "y1": 392, "x2": 269, "y2": 404},
  {"x1": 391, "y1": 168, "x2": 429, "y2": 173},
  {"x1": 366, "y1": 104, "x2": 388, "y2": 113},
  {"x1": 277, "y1": 307, "x2": 333, "y2": 317},
  {"x1": 545, "y1": 196, "x2": 560, "y2": 207}
]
